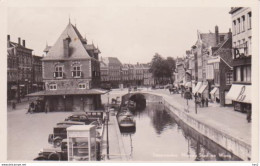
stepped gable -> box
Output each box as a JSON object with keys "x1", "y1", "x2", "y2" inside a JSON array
[{"x1": 43, "y1": 23, "x2": 91, "y2": 60}]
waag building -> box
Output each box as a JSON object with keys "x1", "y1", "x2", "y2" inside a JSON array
[{"x1": 28, "y1": 21, "x2": 105, "y2": 112}]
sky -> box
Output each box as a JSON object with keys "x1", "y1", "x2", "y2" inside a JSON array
[{"x1": 7, "y1": 1, "x2": 232, "y2": 64}]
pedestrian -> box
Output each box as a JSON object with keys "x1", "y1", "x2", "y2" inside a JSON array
[
  {"x1": 205, "y1": 98, "x2": 208, "y2": 107},
  {"x1": 45, "y1": 100, "x2": 49, "y2": 114},
  {"x1": 26, "y1": 102, "x2": 35, "y2": 114},
  {"x1": 246, "y1": 105, "x2": 251, "y2": 123},
  {"x1": 12, "y1": 100, "x2": 16, "y2": 110},
  {"x1": 201, "y1": 97, "x2": 205, "y2": 107}
]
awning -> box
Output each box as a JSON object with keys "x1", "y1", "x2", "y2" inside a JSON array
[
  {"x1": 210, "y1": 87, "x2": 219, "y2": 95},
  {"x1": 198, "y1": 84, "x2": 208, "y2": 94},
  {"x1": 226, "y1": 84, "x2": 251, "y2": 103},
  {"x1": 185, "y1": 82, "x2": 192, "y2": 87},
  {"x1": 19, "y1": 85, "x2": 25, "y2": 87},
  {"x1": 26, "y1": 89, "x2": 108, "y2": 97},
  {"x1": 32, "y1": 84, "x2": 38, "y2": 86},
  {"x1": 192, "y1": 82, "x2": 202, "y2": 94}
]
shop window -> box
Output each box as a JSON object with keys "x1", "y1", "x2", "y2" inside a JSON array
[
  {"x1": 72, "y1": 66, "x2": 81, "y2": 78},
  {"x1": 243, "y1": 66, "x2": 251, "y2": 83},
  {"x1": 235, "y1": 67, "x2": 241, "y2": 82},
  {"x1": 226, "y1": 73, "x2": 233, "y2": 85},
  {"x1": 54, "y1": 66, "x2": 63, "y2": 78},
  {"x1": 49, "y1": 84, "x2": 57, "y2": 90}
]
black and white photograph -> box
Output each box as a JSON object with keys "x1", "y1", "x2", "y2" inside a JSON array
[{"x1": 1, "y1": 0, "x2": 259, "y2": 164}]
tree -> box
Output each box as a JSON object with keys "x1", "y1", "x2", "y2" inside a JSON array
[{"x1": 149, "y1": 53, "x2": 176, "y2": 85}]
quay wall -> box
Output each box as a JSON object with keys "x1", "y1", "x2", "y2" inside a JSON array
[{"x1": 135, "y1": 92, "x2": 251, "y2": 161}]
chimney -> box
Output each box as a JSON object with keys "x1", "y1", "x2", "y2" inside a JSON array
[
  {"x1": 18, "y1": 37, "x2": 21, "y2": 45},
  {"x1": 215, "y1": 25, "x2": 219, "y2": 45},
  {"x1": 228, "y1": 28, "x2": 232, "y2": 39},
  {"x1": 7, "y1": 35, "x2": 10, "y2": 47},
  {"x1": 22, "y1": 40, "x2": 26, "y2": 47},
  {"x1": 63, "y1": 37, "x2": 70, "y2": 57}
]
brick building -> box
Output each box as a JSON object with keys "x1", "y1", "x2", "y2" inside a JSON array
[
  {"x1": 192, "y1": 26, "x2": 229, "y2": 99},
  {"x1": 7, "y1": 35, "x2": 34, "y2": 101},
  {"x1": 227, "y1": 7, "x2": 252, "y2": 114},
  {"x1": 207, "y1": 35, "x2": 233, "y2": 106},
  {"x1": 32, "y1": 55, "x2": 44, "y2": 92},
  {"x1": 28, "y1": 21, "x2": 104, "y2": 112}
]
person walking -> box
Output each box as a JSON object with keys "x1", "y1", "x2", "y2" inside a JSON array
[
  {"x1": 26, "y1": 102, "x2": 35, "y2": 114},
  {"x1": 11, "y1": 100, "x2": 16, "y2": 110},
  {"x1": 201, "y1": 97, "x2": 205, "y2": 107},
  {"x1": 205, "y1": 98, "x2": 208, "y2": 107}
]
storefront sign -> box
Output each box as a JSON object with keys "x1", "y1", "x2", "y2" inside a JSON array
[{"x1": 236, "y1": 85, "x2": 246, "y2": 102}]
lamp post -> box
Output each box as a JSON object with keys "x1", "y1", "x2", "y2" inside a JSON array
[{"x1": 106, "y1": 91, "x2": 110, "y2": 159}]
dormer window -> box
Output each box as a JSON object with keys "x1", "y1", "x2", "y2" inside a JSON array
[
  {"x1": 54, "y1": 66, "x2": 63, "y2": 78},
  {"x1": 72, "y1": 66, "x2": 82, "y2": 78}
]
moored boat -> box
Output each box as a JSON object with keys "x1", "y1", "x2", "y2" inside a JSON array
[{"x1": 117, "y1": 107, "x2": 136, "y2": 128}]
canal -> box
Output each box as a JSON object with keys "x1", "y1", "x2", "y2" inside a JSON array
[{"x1": 119, "y1": 103, "x2": 241, "y2": 161}]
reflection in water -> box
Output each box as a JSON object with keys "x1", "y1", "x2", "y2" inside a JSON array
[{"x1": 120, "y1": 103, "x2": 241, "y2": 161}]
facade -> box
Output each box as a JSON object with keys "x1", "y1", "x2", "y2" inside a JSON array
[
  {"x1": 100, "y1": 57, "x2": 122, "y2": 88},
  {"x1": 207, "y1": 36, "x2": 233, "y2": 106},
  {"x1": 7, "y1": 35, "x2": 34, "y2": 101},
  {"x1": 32, "y1": 55, "x2": 44, "y2": 92},
  {"x1": 191, "y1": 26, "x2": 229, "y2": 99},
  {"x1": 226, "y1": 7, "x2": 252, "y2": 113},
  {"x1": 29, "y1": 22, "x2": 103, "y2": 112}
]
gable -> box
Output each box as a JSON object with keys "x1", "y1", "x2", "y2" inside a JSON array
[{"x1": 43, "y1": 23, "x2": 91, "y2": 60}]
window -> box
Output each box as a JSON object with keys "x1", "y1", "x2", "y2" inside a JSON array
[
  {"x1": 248, "y1": 37, "x2": 252, "y2": 55},
  {"x1": 78, "y1": 83, "x2": 86, "y2": 89},
  {"x1": 54, "y1": 66, "x2": 63, "y2": 78},
  {"x1": 219, "y1": 35, "x2": 225, "y2": 42},
  {"x1": 72, "y1": 66, "x2": 81, "y2": 78},
  {"x1": 226, "y1": 73, "x2": 233, "y2": 85},
  {"x1": 49, "y1": 84, "x2": 57, "y2": 90},
  {"x1": 241, "y1": 15, "x2": 245, "y2": 32},
  {"x1": 233, "y1": 20, "x2": 236, "y2": 35},
  {"x1": 237, "y1": 18, "x2": 240, "y2": 33},
  {"x1": 248, "y1": 12, "x2": 252, "y2": 29},
  {"x1": 243, "y1": 66, "x2": 251, "y2": 82},
  {"x1": 235, "y1": 67, "x2": 241, "y2": 81}
]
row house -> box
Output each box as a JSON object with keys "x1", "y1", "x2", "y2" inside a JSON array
[
  {"x1": 191, "y1": 26, "x2": 230, "y2": 100},
  {"x1": 226, "y1": 7, "x2": 252, "y2": 113},
  {"x1": 143, "y1": 63, "x2": 154, "y2": 86},
  {"x1": 175, "y1": 57, "x2": 191, "y2": 89},
  {"x1": 28, "y1": 21, "x2": 103, "y2": 112},
  {"x1": 7, "y1": 35, "x2": 35, "y2": 101},
  {"x1": 206, "y1": 34, "x2": 233, "y2": 106},
  {"x1": 100, "y1": 57, "x2": 122, "y2": 88}
]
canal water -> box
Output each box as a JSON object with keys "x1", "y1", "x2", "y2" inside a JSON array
[{"x1": 119, "y1": 103, "x2": 241, "y2": 161}]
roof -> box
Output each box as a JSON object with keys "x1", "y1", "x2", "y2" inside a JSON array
[
  {"x1": 26, "y1": 89, "x2": 108, "y2": 97},
  {"x1": 9, "y1": 41, "x2": 33, "y2": 51},
  {"x1": 7, "y1": 47, "x2": 15, "y2": 56},
  {"x1": 43, "y1": 45, "x2": 52, "y2": 52},
  {"x1": 102, "y1": 57, "x2": 122, "y2": 66},
  {"x1": 43, "y1": 23, "x2": 91, "y2": 61},
  {"x1": 229, "y1": 7, "x2": 242, "y2": 14},
  {"x1": 213, "y1": 38, "x2": 233, "y2": 67}
]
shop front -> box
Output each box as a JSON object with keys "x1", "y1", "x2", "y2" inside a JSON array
[
  {"x1": 197, "y1": 83, "x2": 208, "y2": 99},
  {"x1": 192, "y1": 82, "x2": 202, "y2": 94},
  {"x1": 210, "y1": 87, "x2": 219, "y2": 103},
  {"x1": 226, "y1": 84, "x2": 251, "y2": 113},
  {"x1": 27, "y1": 89, "x2": 107, "y2": 112}
]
